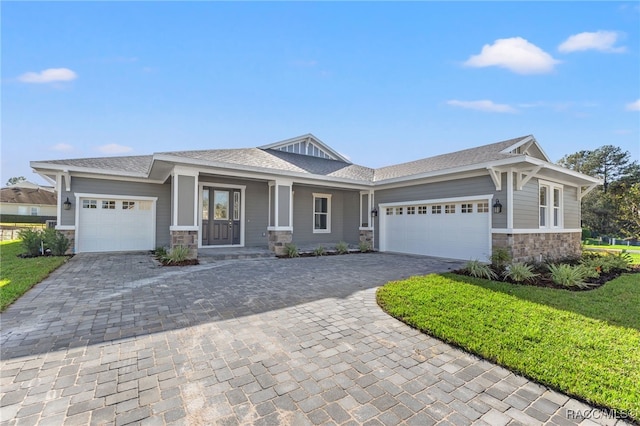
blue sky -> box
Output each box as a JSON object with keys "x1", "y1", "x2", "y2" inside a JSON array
[{"x1": 2, "y1": 2, "x2": 639, "y2": 186}]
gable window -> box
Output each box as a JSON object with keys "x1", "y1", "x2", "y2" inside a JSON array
[
  {"x1": 540, "y1": 182, "x2": 563, "y2": 228},
  {"x1": 313, "y1": 193, "x2": 331, "y2": 233}
]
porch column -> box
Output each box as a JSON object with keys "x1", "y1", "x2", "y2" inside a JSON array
[
  {"x1": 267, "y1": 179, "x2": 293, "y2": 255},
  {"x1": 359, "y1": 190, "x2": 374, "y2": 250},
  {"x1": 170, "y1": 166, "x2": 199, "y2": 258}
]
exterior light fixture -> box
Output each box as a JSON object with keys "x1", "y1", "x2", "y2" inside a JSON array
[
  {"x1": 63, "y1": 197, "x2": 72, "y2": 210},
  {"x1": 371, "y1": 208, "x2": 378, "y2": 217},
  {"x1": 492, "y1": 199, "x2": 503, "y2": 214}
]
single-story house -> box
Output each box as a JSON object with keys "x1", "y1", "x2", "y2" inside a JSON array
[
  {"x1": 0, "y1": 181, "x2": 57, "y2": 224},
  {"x1": 30, "y1": 134, "x2": 601, "y2": 261}
]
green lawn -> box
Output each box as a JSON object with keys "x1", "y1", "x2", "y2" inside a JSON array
[
  {"x1": 583, "y1": 247, "x2": 640, "y2": 264},
  {"x1": 377, "y1": 273, "x2": 640, "y2": 418},
  {"x1": 0, "y1": 240, "x2": 68, "y2": 311},
  {"x1": 583, "y1": 243, "x2": 640, "y2": 251}
]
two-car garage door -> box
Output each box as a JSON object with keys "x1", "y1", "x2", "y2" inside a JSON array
[
  {"x1": 77, "y1": 196, "x2": 156, "y2": 253},
  {"x1": 380, "y1": 198, "x2": 491, "y2": 261}
]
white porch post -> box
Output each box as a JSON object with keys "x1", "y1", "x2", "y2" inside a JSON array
[{"x1": 267, "y1": 179, "x2": 293, "y2": 255}]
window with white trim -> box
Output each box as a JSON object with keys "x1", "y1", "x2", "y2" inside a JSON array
[
  {"x1": 102, "y1": 200, "x2": 116, "y2": 210},
  {"x1": 540, "y1": 182, "x2": 563, "y2": 228},
  {"x1": 418, "y1": 206, "x2": 427, "y2": 214},
  {"x1": 461, "y1": 203, "x2": 473, "y2": 213},
  {"x1": 386, "y1": 207, "x2": 393, "y2": 215},
  {"x1": 477, "y1": 202, "x2": 489, "y2": 213},
  {"x1": 445, "y1": 204, "x2": 455, "y2": 214},
  {"x1": 122, "y1": 201, "x2": 136, "y2": 210},
  {"x1": 407, "y1": 206, "x2": 415, "y2": 215},
  {"x1": 313, "y1": 194, "x2": 331, "y2": 233},
  {"x1": 83, "y1": 200, "x2": 97, "y2": 209},
  {"x1": 396, "y1": 207, "x2": 403, "y2": 215},
  {"x1": 432, "y1": 205, "x2": 442, "y2": 214}
]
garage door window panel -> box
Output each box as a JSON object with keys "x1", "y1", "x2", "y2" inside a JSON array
[
  {"x1": 445, "y1": 204, "x2": 456, "y2": 214},
  {"x1": 83, "y1": 200, "x2": 97, "y2": 209},
  {"x1": 102, "y1": 200, "x2": 116, "y2": 210},
  {"x1": 432, "y1": 205, "x2": 442, "y2": 214}
]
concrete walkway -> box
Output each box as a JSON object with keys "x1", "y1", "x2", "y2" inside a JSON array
[{"x1": 0, "y1": 253, "x2": 629, "y2": 425}]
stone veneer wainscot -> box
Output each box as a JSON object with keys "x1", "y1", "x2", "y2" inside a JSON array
[{"x1": 492, "y1": 232, "x2": 581, "y2": 262}]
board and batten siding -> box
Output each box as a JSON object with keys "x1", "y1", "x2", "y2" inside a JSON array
[
  {"x1": 374, "y1": 175, "x2": 506, "y2": 232},
  {"x1": 60, "y1": 177, "x2": 172, "y2": 247},
  {"x1": 291, "y1": 185, "x2": 360, "y2": 246},
  {"x1": 199, "y1": 176, "x2": 270, "y2": 247}
]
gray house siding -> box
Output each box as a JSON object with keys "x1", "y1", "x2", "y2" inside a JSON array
[
  {"x1": 513, "y1": 178, "x2": 538, "y2": 229},
  {"x1": 291, "y1": 185, "x2": 360, "y2": 246},
  {"x1": 199, "y1": 176, "x2": 270, "y2": 247},
  {"x1": 177, "y1": 175, "x2": 195, "y2": 226},
  {"x1": 61, "y1": 177, "x2": 172, "y2": 247},
  {"x1": 564, "y1": 186, "x2": 580, "y2": 229},
  {"x1": 374, "y1": 175, "x2": 505, "y2": 232}
]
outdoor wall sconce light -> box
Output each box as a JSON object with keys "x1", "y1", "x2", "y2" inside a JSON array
[
  {"x1": 493, "y1": 199, "x2": 503, "y2": 214},
  {"x1": 371, "y1": 208, "x2": 378, "y2": 217},
  {"x1": 63, "y1": 197, "x2": 72, "y2": 210}
]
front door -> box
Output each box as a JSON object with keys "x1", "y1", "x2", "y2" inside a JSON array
[{"x1": 202, "y1": 187, "x2": 241, "y2": 246}]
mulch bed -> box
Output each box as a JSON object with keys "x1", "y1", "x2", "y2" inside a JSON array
[
  {"x1": 160, "y1": 258, "x2": 199, "y2": 266},
  {"x1": 276, "y1": 249, "x2": 374, "y2": 259}
]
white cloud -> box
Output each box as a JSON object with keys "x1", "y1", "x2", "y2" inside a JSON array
[
  {"x1": 447, "y1": 100, "x2": 517, "y2": 113},
  {"x1": 18, "y1": 68, "x2": 78, "y2": 83},
  {"x1": 558, "y1": 31, "x2": 626, "y2": 53},
  {"x1": 97, "y1": 144, "x2": 133, "y2": 154},
  {"x1": 464, "y1": 37, "x2": 559, "y2": 74},
  {"x1": 625, "y1": 99, "x2": 640, "y2": 111},
  {"x1": 51, "y1": 143, "x2": 73, "y2": 152}
]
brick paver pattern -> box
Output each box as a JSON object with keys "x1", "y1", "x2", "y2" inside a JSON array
[{"x1": 0, "y1": 253, "x2": 630, "y2": 425}]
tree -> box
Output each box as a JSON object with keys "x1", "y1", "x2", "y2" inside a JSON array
[{"x1": 5, "y1": 176, "x2": 26, "y2": 186}]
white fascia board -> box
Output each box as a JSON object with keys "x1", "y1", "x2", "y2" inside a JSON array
[
  {"x1": 153, "y1": 154, "x2": 372, "y2": 189},
  {"x1": 30, "y1": 162, "x2": 148, "y2": 179},
  {"x1": 526, "y1": 157, "x2": 603, "y2": 185},
  {"x1": 63, "y1": 172, "x2": 166, "y2": 185}
]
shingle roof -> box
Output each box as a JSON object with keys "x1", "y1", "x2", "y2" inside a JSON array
[
  {"x1": 373, "y1": 136, "x2": 528, "y2": 182},
  {"x1": 159, "y1": 148, "x2": 375, "y2": 182},
  {"x1": 39, "y1": 155, "x2": 153, "y2": 175},
  {"x1": 32, "y1": 136, "x2": 531, "y2": 184},
  {"x1": 0, "y1": 187, "x2": 57, "y2": 205}
]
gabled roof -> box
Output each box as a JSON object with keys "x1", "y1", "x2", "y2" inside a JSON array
[
  {"x1": 1, "y1": 186, "x2": 57, "y2": 205},
  {"x1": 259, "y1": 134, "x2": 351, "y2": 163},
  {"x1": 373, "y1": 135, "x2": 531, "y2": 182},
  {"x1": 30, "y1": 134, "x2": 598, "y2": 188}
]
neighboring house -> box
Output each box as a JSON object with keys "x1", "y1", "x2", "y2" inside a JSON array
[
  {"x1": 30, "y1": 134, "x2": 601, "y2": 261},
  {"x1": 0, "y1": 181, "x2": 57, "y2": 223}
]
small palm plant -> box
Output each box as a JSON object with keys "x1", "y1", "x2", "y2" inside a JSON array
[
  {"x1": 503, "y1": 262, "x2": 538, "y2": 283},
  {"x1": 313, "y1": 246, "x2": 326, "y2": 257},
  {"x1": 285, "y1": 243, "x2": 299, "y2": 258},
  {"x1": 335, "y1": 241, "x2": 349, "y2": 254},
  {"x1": 463, "y1": 260, "x2": 497, "y2": 280},
  {"x1": 547, "y1": 264, "x2": 594, "y2": 289}
]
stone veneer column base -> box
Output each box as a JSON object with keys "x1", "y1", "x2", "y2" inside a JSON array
[
  {"x1": 57, "y1": 229, "x2": 75, "y2": 255},
  {"x1": 268, "y1": 230, "x2": 293, "y2": 256},
  {"x1": 171, "y1": 230, "x2": 198, "y2": 259},
  {"x1": 359, "y1": 229, "x2": 374, "y2": 250},
  {"x1": 492, "y1": 232, "x2": 582, "y2": 262}
]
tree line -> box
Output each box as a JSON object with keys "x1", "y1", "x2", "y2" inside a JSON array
[{"x1": 558, "y1": 145, "x2": 639, "y2": 240}]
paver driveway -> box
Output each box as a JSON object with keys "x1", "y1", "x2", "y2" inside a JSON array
[{"x1": 0, "y1": 253, "x2": 625, "y2": 425}]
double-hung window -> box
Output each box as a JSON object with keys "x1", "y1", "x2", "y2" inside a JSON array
[
  {"x1": 313, "y1": 193, "x2": 331, "y2": 233},
  {"x1": 539, "y1": 181, "x2": 563, "y2": 228}
]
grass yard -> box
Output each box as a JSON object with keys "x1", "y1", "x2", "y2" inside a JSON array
[
  {"x1": 0, "y1": 240, "x2": 68, "y2": 311},
  {"x1": 377, "y1": 273, "x2": 640, "y2": 419},
  {"x1": 583, "y1": 243, "x2": 640, "y2": 251},
  {"x1": 583, "y1": 246, "x2": 640, "y2": 264}
]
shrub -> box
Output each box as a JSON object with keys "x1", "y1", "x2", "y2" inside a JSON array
[
  {"x1": 285, "y1": 243, "x2": 299, "y2": 258},
  {"x1": 164, "y1": 245, "x2": 191, "y2": 264},
  {"x1": 547, "y1": 264, "x2": 593, "y2": 289},
  {"x1": 335, "y1": 241, "x2": 349, "y2": 254},
  {"x1": 154, "y1": 246, "x2": 168, "y2": 258},
  {"x1": 313, "y1": 246, "x2": 326, "y2": 257},
  {"x1": 581, "y1": 251, "x2": 632, "y2": 274},
  {"x1": 607, "y1": 251, "x2": 632, "y2": 272},
  {"x1": 42, "y1": 228, "x2": 70, "y2": 256},
  {"x1": 490, "y1": 247, "x2": 511, "y2": 273},
  {"x1": 358, "y1": 241, "x2": 371, "y2": 253},
  {"x1": 503, "y1": 262, "x2": 538, "y2": 283},
  {"x1": 463, "y1": 260, "x2": 497, "y2": 280},
  {"x1": 17, "y1": 228, "x2": 43, "y2": 257}
]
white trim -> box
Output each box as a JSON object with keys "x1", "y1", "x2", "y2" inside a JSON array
[
  {"x1": 198, "y1": 182, "x2": 247, "y2": 248},
  {"x1": 30, "y1": 162, "x2": 148, "y2": 178},
  {"x1": 55, "y1": 173, "x2": 62, "y2": 226},
  {"x1": 170, "y1": 226, "x2": 199, "y2": 231},
  {"x1": 267, "y1": 226, "x2": 293, "y2": 232},
  {"x1": 377, "y1": 194, "x2": 494, "y2": 209},
  {"x1": 580, "y1": 183, "x2": 598, "y2": 200},
  {"x1": 74, "y1": 193, "x2": 158, "y2": 201},
  {"x1": 55, "y1": 225, "x2": 75, "y2": 231},
  {"x1": 62, "y1": 172, "x2": 71, "y2": 192},
  {"x1": 516, "y1": 166, "x2": 542, "y2": 190},
  {"x1": 491, "y1": 228, "x2": 581, "y2": 234},
  {"x1": 173, "y1": 165, "x2": 199, "y2": 176},
  {"x1": 506, "y1": 170, "x2": 514, "y2": 229},
  {"x1": 486, "y1": 167, "x2": 502, "y2": 191},
  {"x1": 312, "y1": 192, "x2": 332, "y2": 234},
  {"x1": 538, "y1": 180, "x2": 564, "y2": 229}
]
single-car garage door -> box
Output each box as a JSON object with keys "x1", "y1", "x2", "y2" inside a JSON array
[
  {"x1": 380, "y1": 198, "x2": 491, "y2": 261},
  {"x1": 77, "y1": 196, "x2": 156, "y2": 253}
]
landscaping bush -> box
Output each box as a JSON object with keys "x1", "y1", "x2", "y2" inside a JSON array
[
  {"x1": 358, "y1": 241, "x2": 371, "y2": 253},
  {"x1": 163, "y1": 245, "x2": 191, "y2": 264},
  {"x1": 547, "y1": 264, "x2": 594, "y2": 289},
  {"x1": 42, "y1": 228, "x2": 70, "y2": 256},
  {"x1": 313, "y1": 246, "x2": 326, "y2": 257},
  {"x1": 285, "y1": 243, "x2": 299, "y2": 258},
  {"x1": 17, "y1": 228, "x2": 43, "y2": 256},
  {"x1": 335, "y1": 241, "x2": 349, "y2": 254},
  {"x1": 490, "y1": 247, "x2": 511, "y2": 273},
  {"x1": 503, "y1": 262, "x2": 538, "y2": 283},
  {"x1": 462, "y1": 260, "x2": 497, "y2": 280}
]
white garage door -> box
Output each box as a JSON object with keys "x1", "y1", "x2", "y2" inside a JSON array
[
  {"x1": 380, "y1": 199, "x2": 491, "y2": 261},
  {"x1": 77, "y1": 197, "x2": 155, "y2": 253}
]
